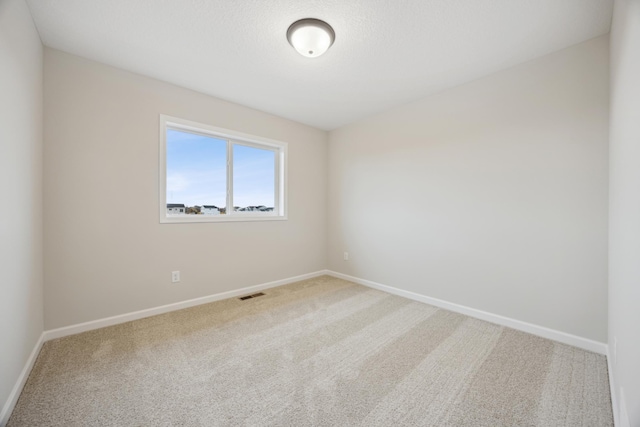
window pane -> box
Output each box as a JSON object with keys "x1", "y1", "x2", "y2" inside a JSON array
[
  {"x1": 233, "y1": 144, "x2": 275, "y2": 213},
  {"x1": 166, "y1": 129, "x2": 227, "y2": 215}
]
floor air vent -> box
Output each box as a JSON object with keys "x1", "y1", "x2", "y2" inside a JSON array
[{"x1": 239, "y1": 292, "x2": 265, "y2": 301}]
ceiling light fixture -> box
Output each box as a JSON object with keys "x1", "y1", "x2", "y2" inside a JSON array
[{"x1": 287, "y1": 18, "x2": 335, "y2": 58}]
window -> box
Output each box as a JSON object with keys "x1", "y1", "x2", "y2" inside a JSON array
[{"x1": 159, "y1": 115, "x2": 287, "y2": 223}]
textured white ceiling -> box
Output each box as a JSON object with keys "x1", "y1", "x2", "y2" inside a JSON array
[{"x1": 26, "y1": 0, "x2": 613, "y2": 130}]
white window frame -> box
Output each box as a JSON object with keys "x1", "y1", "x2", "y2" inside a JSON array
[{"x1": 159, "y1": 115, "x2": 287, "y2": 223}]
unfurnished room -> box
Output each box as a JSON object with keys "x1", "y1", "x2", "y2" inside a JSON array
[{"x1": 1, "y1": 0, "x2": 639, "y2": 426}]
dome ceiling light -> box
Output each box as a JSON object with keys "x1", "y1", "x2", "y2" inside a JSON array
[{"x1": 286, "y1": 18, "x2": 335, "y2": 58}]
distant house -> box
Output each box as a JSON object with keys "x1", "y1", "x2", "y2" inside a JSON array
[
  {"x1": 166, "y1": 203, "x2": 185, "y2": 214},
  {"x1": 237, "y1": 205, "x2": 274, "y2": 212},
  {"x1": 202, "y1": 205, "x2": 220, "y2": 215}
]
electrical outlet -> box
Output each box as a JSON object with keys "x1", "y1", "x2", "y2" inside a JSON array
[
  {"x1": 343, "y1": 252, "x2": 349, "y2": 261},
  {"x1": 171, "y1": 271, "x2": 180, "y2": 283}
]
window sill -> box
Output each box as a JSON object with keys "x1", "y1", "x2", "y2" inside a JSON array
[{"x1": 160, "y1": 214, "x2": 288, "y2": 224}]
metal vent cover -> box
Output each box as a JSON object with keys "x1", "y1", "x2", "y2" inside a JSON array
[{"x1": 239, "y1": 292, "x2": 265, "y2": 301}]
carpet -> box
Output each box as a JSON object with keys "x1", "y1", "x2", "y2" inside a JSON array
[{"x1": 7, "y1": 275, "x2": 613, "y2": 426}]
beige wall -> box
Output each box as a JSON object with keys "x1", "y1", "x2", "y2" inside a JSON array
[
  {"x1": 609, "y1": 0, "x2": 640, "y2": 425},
  {"x1": 0, "y1": 0, "x2": 44, "y2": 419},
  {"x1": 43, "y1": 49, "x2": 327, "y2": 329},
  {"x1": 328, "y1": 36, "x2": 609, "y2": 342}
]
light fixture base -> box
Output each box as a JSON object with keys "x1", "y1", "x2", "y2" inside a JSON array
[{"x1": 287, "y1": 18, "x2": 335, "y2": 58}]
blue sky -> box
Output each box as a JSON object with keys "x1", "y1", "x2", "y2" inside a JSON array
[{"x1": 166, "y1": 129, "x2": 275, "y2": 208}]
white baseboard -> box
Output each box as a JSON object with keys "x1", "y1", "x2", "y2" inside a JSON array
[
  {"x1": 607, "y1": 348, "x2": 620, "y2": 427},
  {"x1": 43, "y1": 270, "x2": 327, "y2": 341},
  {"x1": 618, "y1": 388, "x2": 630, "y2": 427},
  {"x1": 0, "y1": 332, "x2": 45, "y2": 427},
  {"x1": 608, "y1": 352, "x2": 632, "y2": 427},
  {"x1": 327, "y1": 270, "x2": 608, "y2": 355}
]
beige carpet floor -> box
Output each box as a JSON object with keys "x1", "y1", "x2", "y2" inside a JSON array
[{"x1": 8, "y1": 275, "x2": 613, "y2": 426}]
